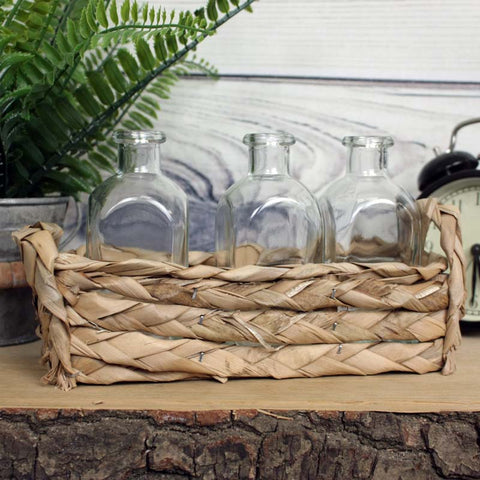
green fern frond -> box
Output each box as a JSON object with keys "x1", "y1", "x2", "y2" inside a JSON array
[
  {"x1": 0, "y1": 0, "x2": 256, "y2": 197},
  {"x1": 177, "y1": 56, "x2": 219, "y2": 78}
]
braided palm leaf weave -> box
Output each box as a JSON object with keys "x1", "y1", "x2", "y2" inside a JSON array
[{"x1": 13, "y1": 198, "x2": 465, "y2": 390}]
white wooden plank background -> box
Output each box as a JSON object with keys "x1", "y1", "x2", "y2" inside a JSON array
[
  {"x1": 69, "y1": 2, "x2": 480, "y2": 251},
  {"x1": 158, "y1": 0, "x2": 480, "y2": 82},
  {"x1": 152, "y1": 78, "x2": 480, "y2": 250}
]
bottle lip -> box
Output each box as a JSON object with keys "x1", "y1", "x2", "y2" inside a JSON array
[
  {"x1": 113, "y1": 130, "x2": 167, "y2": 144},
  {"x1": 243, "y1": 132, "x2": 296, "y2": 147},
  {"x1": 342, "y1": 136, "x2": 394, "y2": 148}
]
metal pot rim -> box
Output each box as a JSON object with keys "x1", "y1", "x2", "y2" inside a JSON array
[{"x1": 0, "y1": 196, "x2": 70, "y2": 206}]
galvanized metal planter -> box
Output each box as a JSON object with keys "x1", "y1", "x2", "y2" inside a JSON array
[{"x1": 0, "y1": 197, "x2": 71, "y2": 346}]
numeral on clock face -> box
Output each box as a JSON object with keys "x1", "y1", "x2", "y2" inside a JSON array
[{"x1": 424, "y1": 178, "x2": 480, "y2": 321}]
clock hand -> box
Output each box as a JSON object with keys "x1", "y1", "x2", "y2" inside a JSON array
[{"x1": 471, "y1": 244, "x2": 480, "y2": 305}]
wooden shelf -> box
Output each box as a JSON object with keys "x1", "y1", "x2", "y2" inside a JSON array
[
  {"x1": 2, "y1": 328, "x2": 480, "y2": 479},
  {"x1": 1, "y1": 327, "x2": 480, "y2": 413}
]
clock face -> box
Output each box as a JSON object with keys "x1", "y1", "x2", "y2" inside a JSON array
[{"x1": 423, "y1": 176, "x2": 480, "y2": 322}]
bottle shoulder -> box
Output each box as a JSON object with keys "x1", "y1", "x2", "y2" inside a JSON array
[
  {"x1": 322, "y1": 175, "x2": 420, "y2": 223},
  {"x1": 89, "y1": 173, "x2": 187, "y2": 212},
  {"x1": 91, "y1": 172, "x2": 186, "y2": 199},
  {"x1": 324, "y1": 174, "x2": 415, "y2": 201},
  {"x1": 222, "y1": 175, "x2": 317, "y2": 204}
]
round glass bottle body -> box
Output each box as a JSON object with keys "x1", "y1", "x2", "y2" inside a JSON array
[
  {"x1": 322, "y1": 136, "x2": 421, "y2": 264},
  {"x1": 86, "y1": 130, "x2": 188, "y2": 265},
  {"x1": 215, "y1": 132, "x2": 324, "y2": 267}
]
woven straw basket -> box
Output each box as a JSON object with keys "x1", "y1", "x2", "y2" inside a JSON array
[{"x1": 13, "y1": 198, "x2": 465, "y2": 391}]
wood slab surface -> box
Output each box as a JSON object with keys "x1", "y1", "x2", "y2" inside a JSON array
[{"x1": 1, "y1": 325, "x2": 479, "y2": 413}]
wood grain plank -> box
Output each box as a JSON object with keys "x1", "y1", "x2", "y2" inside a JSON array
[
  {"x1": 152, "y1": 78, "x2": 480, "y2": 250},
  {"x1": 157, "y1": 0, "x2": 480, "y2": 82},
  {"x1": 1, "y1": 330, "x2": 479, "y2": 412}
]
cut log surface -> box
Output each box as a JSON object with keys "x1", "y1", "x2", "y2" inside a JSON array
[{"x1": 1, "y1": 327, "x2": 480, "y2": 479}]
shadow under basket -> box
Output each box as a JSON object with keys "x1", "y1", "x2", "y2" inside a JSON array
[{"x1": 13, "y1": 198, "x2": 466, "y2": 391}]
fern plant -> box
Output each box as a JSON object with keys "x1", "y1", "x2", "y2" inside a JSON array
[{"x1": 0, "y1": 0, "x2": 254, "y2": 198}]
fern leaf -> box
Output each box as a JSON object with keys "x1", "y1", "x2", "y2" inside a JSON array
[
  {"x1": 109, "y1": 0, "x2": 119, "y2": 25},
  {"x1": 79, "y1": 9, "x2": 92, "y2": 38},
  {"x1": 217, "y1": 0, "x2": 230, "y2": 14},
  {"x1": 0, "y1": 34, "x2": 16, "y2": 52},
  {"x1": 41, "y1": 42, "x2": 64, "y2": 66},
  {"x1": 0, "y1": 87, "x2": 31, "y2": 109},
  {"x1": 153, "y1": 34, "x2": 168, "y2": 61},
  {"x1": 121, "y1": 119, "x2": 140, "y2": 130},
  {"x1": 120, "y1": 0, "x2": 130, "y2": 23},
  {"x1": 55, "y1": 96, "x2": 86, "y2": 130},
  {"x1": 117, "y1": 48, "x2": 139, "y2": 81},
  {"x1": 74, "y1": 85, "x2": 103, "y2": 116},
  {"x1": 176, "y1": 58, "x2": 219, "y2": 78},
  {"x1": 58, "y1": 156, "x2": 102, "y2": 185},
  {"x1": 160, "y1": 70, "x2": 178, "y2": 84},
  {"x1": 66, "y1": 18, "x2": 80, "y2": 46},
  {"x1": 36, "y1": 103, "x2": 70, "y2": 142},
  {"x1": 139, "y1": 94, "x2": 160, "y2": 110},
  {"x1": 97, "y1": 142, "x2": 117, "y2": 160},
  {"x1": 56, "y1": 31, "x2": 72, "y2": 55},
  {"x1": 103, "y1": 57, "x2": 128, "y2": 92},
  {"x1": 194, "y1": 7, "x2": 206, "y2": 22},
  {"x1": 147, "y1": 83, "x2": 170, "y2": 100},
  {"x1": 87, "y1": 70, "x2": 115, "y2": 105},
  {"x1": 1, "y1": 113, "x2": 26, "y2": 152},
  {"x1": 44, "y1": 170, "x2": 92, "y2": 194},
  {"x1": 20, "y1": 63, "x2": 44, "y2": 84},
  {"x1": 128, "y1": 110, "x2": 153, "y2": 128},
  {"x1": 0, "y1": 52, "x2": 33, "y2": 70},
  {"x1": 89, "y1": 150, "x2": 116, "y2": 173},
  {"x1": 13, "y1": 159, "x2": 30, "y2": 181},
  {"x1": 135, "y1": 38, "x2": 156, "y2": 70},
  {"x1": 86, "y1": 0, "x2": 99, "y2": 32},
  {"x1": 21, "y1": 138, "x2": 45, "y2": 167},
  {"x1": 28, "y1": 118, "x2": 61, "y2": 153},
  {"x1": 206, "y1": 0, "x2": 218, "y2": 22},
  {"x1": 166, "y1": 31, "x2": 178, "y2": 55},
  {"x1": 26, "y1": 12, "x2": 45, "y2": 29},
  {"x1": 131, "y1": 0, "x2": 138, "y2": 23},
  {"x1": 135, "y1": 100, "x2": 157, "y2": 119},
  {"x1": 96, "y1": 0, "x2": 109, "y2": 29},
  {"x1": 32, "y1": 53, "x2": 55, "y2": 73},
  {"x1": 30, "y1": 2, "x2": 52, "y2": 15}
]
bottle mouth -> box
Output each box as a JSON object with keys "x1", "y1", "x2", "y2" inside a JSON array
[
  {"x1": 243, "y1": 132, "x2": 296, "y2": 147},
  {"x1": 342, "y1": 136, "x2": 394, "y2": 148},
  {"x1": 113, "y1": 130, "x2": 167, "y2": 144}
]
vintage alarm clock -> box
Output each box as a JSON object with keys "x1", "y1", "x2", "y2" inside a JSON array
[{"x1": 418, "y1": 117, "x2": 480, "y2": 322}]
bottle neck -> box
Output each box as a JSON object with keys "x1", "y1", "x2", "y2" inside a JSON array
[
  {"x1": 118, "y1": 143, "x2": 162, "y2": 174},
  {"x1": 347, "y1": 145, "x2": 388, "y2": 175},
  {"x1": 248, "y1": 145, "x2": 290, "y2": 175}
]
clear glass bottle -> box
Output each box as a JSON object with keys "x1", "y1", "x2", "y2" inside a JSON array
[
  {"x1": 215, "y1": 132, "x2": 325, "y2": 267},
  {"x1": 322, "y1": 136, "x2": 421, "y2": 264},
  {"x1": 317, "y1": 195, "x2": 336, "y2": 264},
  {"x1": 87, "y1": 130, "x2": 188, "y2": 265}
]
